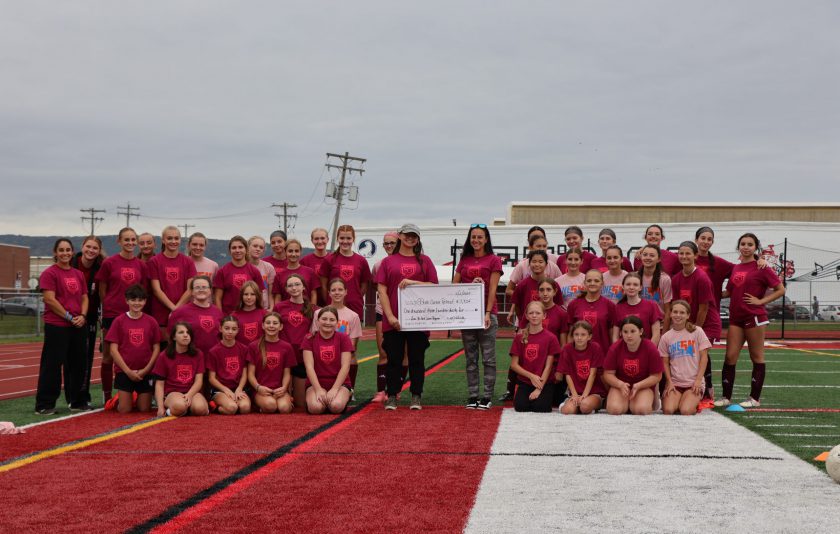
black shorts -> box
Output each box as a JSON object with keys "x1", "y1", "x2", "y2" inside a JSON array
[
  {"x1": 101, "y1": 317, "x2": 116, "y2": 330},
  {"x1": 291, "y1": 363, "x2": 307, "y2": 379},
  {"x1": 375, "y1": 312, "x2": 383, "y2": 322},
  {"x1": 114, "y1": 372, "x2": 155, "y2": 394}
]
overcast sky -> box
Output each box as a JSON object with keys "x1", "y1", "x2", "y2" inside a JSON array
[{"x1": 1, "y1": 1, "x2": 838, "y2": 240}]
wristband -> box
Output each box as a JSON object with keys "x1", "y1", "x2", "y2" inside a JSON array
[{"x1": 65, "y1": 312, "x2": 73, "y2": 322}]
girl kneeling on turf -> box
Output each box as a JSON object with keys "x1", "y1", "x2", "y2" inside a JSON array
[
  {"x1": 247, "y1": 312, "x2": 296, "y2": 414},
  {"x1": 602, "y1": 316, "x2": 663, "y2": 415},
  {"x1": 659, "y1": 300, "x2": 710, "y2": 415},
  {"x1": 153, "y1": 322, "x2": 209, "y2": 417},
  {"x1": 302, "y1": 307, "x2": 354, "y2": 414},
  {"x1": 558, "y1": 321, "x2": 606, "y2": 415},
  {"x1": 510, "y1": 301, "x2": 561, "y2": 413},
  {"x1": 207, "y1": 316, "x2": 252, "y2": 415}
]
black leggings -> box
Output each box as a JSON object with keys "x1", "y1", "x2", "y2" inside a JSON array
[
  {"x1": 514, "y1": 382, "x2": 555, "y2": 413},
  {"x1": 36, "y1": 324, "x2": 87, "y2": 410},
  {"x1": 382, "y1": 330, "x2": 429, "y2": 396}
]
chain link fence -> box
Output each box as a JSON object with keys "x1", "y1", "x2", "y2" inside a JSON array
[{"x1": 0, "y1": 289, "x2": 43, "y2": 338}]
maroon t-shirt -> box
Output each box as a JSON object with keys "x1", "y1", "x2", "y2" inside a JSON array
[
  {"x1": 147, "y1": 252, "x2": 196, "y2": 326},
  {"x1": 318, "y1": 252, "x2": 372, "y2": 317},
  {"x1": 168, "y1": 302, "x2": 223, "y2": 356},
  {"x1": 95, "y1": 254, "x2": 146, "y2": 319},
  {"x1": 232, "y1": 307, "x2": 267, "y2": 346},
  {"x1": 591, "y1": 255, "x2": 633, "y2": 273},
  {"x1": 518, "y1": 305, "x2": 568, "y2": 341},
  {"x1": 510, "y1": 329, "x2": 561, "y2": 384},
  {"x1": 207, "y1": 341, "x2": 249, "y2": 390},
  {"x1": 727, "y1": 261, "x2": 782, "y2": 320},
  {"x1": 604, "y1": 338, "x2": 664, "y2": 386},
  {"x1": 671, "y1": 268, "x2": 719, "y2": 338},
  {"x1": 300, "y1": 331, "x2": 354, "y2": 389},
  {"x1": 696, "y1": 254, "x2": 734, "y2": 306},
  {"x1": 213, "y1": 262, "x2": 264, "y2": 315},
  {"x1": 300, "y1": 253, "x2": 329, "y2": 305},
  {"x1": 557, "y1": 250, "x2": 596, "y2": 275},
  {"x1": 273, "y1": 300, "x2": 314, "y2": 364},
  {"x1": 373, "y1": 253, "x2": 439, "y2": 333},
  {"x1": 247, "y1": 338, "x2": 296, "y2": 389},
  {"x1": 566, "y1": 296, "x2": 617, "y2": 354},
  {"x1": 615, "y1": 299, "x2": 664, "y2": 340},
  {"x1": 455, "y1": 253, "x2": 504, "y2": 315},
  {"x1": 263, "y1": 256, "x2": 288, "y2": 271},
  {"x1": 105, "y1": 313, "x2": 161, "y2": 372},
  {"x1": 511, "y1": 276, "x2": 543, "y2": 323},
  {"x1": 633, "y1": 248, "x2": 681, "y2": 276},
  {"x1": 558, "y1": 341, "x2": 607, "y2": 396},
  {"x1": 152, "y1": 349, "x2": 205, "y2": 395},
  {"x1": 272, "y1": 265, "x2": 320, "y2": 302},
  {"x1": 40, "y1": 265, "x2": 86, "y2": 327}
]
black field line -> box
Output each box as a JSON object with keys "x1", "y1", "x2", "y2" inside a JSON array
[
  {"x1": 69, "y1": 450, "x2": 274, "y2": 455},
  {"x1": 126, "y1": 348, "x2": 463, "y2": 534},
  {"x1": 280, "y1": 450, "x2": 785, "y2": 461}
]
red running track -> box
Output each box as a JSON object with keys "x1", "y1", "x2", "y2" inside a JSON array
[{"x1": 0, "y1": 342, "x2": 102, "y2": 401}]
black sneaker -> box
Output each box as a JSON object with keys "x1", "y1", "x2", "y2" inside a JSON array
[
  {"x1": 70, "y1": 403, "x2": 94, "y2": 412},
  {"x1": 466, "y1": 397, "x2": 479, "y2": 409},
  {"x1": 477, "y1": 398, "x2": 492, "y2": 410},
  {"x1": 497, "y1": 391, "x2": 513, "y2": 402},
  {"x1": 35, "y1": 407, "x2": 56, "y2": 415}
]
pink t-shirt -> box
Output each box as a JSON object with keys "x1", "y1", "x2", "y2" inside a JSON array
[
  {"x1": 253, "y1": 261, "x2": 276, "y2": 311},
  {"x1": 671, "y1": 267, "x2": 718, "y2": 339},
  {"x1": 518, "y1": 305, "x2": 568, "y2": 341},
  {"x1": 509, "y1": 257, "x2": 562, "y2": 285},
  {"x1": 247, "y1": 338, "x2": 296, "y2": 389},
  {"x1": 604, "y1": 338, "x2": 664, "y2": 386},
  {"x1": 591, "y1": 256, "x2": 633, "y2": 273},
  {"x1": 558, "y1": 341, "x2": 606, "y2": 396},
  {"x1": 615, "y1": 299, "x2": 664, "y2": 340},
  {"x1": 510, "y1": 329, "x2": 561, "y2": 384},
  {"x1": 312, "y1": 307, "x2": 362, "y2": 345},
  {"x1": 95, "y1": 254, "x2": 146, "y2": 319},
  {"x1": 272, "y1": 265, "x2": 320, "y2": 302},
  {"x1": 557, "y1": 250, "x2": 596, "y2": 275},
  {"x1": 192, "y1": 257, "x2": 219, "y2": 281},
  {"x1": 374, "y1": 253, "x2": 439, "y2": 333},
  {"x1": 633, "y1": 248, "x2": 681, "y2": 276},
  {"x1": 105, "y1": 313, "x2": 161, "y2": 372},
  {"x1": 213, "y1": 262, "x2": 264, "y2": 315},
  {"x1": 300, "y1": 331, "x2": 354, "y2": 388},
  {"x1": 168, "y1": 302, "x2": 223, "y2": 356},
  {"x1": 601, "y1": 270, "x2": 627, "y2": 303},
  {"x1": 273, "y1": 300, "x2": 314, "y2": 364},
  {"x1": 207, "y1": 341, "x2": 249, "y2": 390},
  {"x1": 371, "y1": 259, "x2": 384, "y2": 315},
  {"x1": 40, "y1": 265, "x2": 87, "y2": 326},
  {"x1": 152, "y1": 349, "x2": 205, "y2": 395},
  {"x1": 555, "y1": 272, "x2": 585, "y2": 309},
  {"x1": 232, "y1": 307, "x2": 267, "y2": 346},
  {"x1": 658, "y1": 327, "x2": 712, "y2": 388},
  {"x1": 641, "y1": 272, "x2": 673, "y2": 313},
  {"x1": 264, "y1": 256, "x2": 288, "y2": 272},
  {"x1": 566, "y1": 296, "x2": 617, "y2": 354},
  {"x1": 147, "y1": 252, "x2": 197, "y2": 326},
  {"x1": 727, "y1": 261, "x2": 782, "y2": 319},
  {"x1": 696, "y1": 254, "x2": 734, "y2": 306},
  {"x1": 319, "y1": 252, "x2": 372, "y2": 318},
  {"x1": 455, "y1": 253, "x2": 503, "y2": 314},
  {"x1": 300, "y1": 253, "x2": 329, "y2": 305}
]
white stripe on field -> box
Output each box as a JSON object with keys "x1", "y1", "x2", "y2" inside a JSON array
[
  {"x1": 19, "y1": 408, "x2": 104, "y2": 429},
  {"x1": 732, "y1": 385, "x2": 840, "y2": 388},
  {"x1": 736, "y1": 370, "x2": 840, "y2": 373},
  {"x1": 465, "y1": 411, "x2": 840, "y2": 533},
  {"x1": 771, "y1": 434, "x2": 840, "y2": 438},
  {"x1": 755, "y1": 424, "x2": 836, "y2": 428},
  {"x1": 744, "y1": 416, "x2": 810, "y2": 420}
]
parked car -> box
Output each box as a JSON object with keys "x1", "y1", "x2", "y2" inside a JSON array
[
  {"x1": 0, "y1": 296, "x2": 44, "y2": 316},
  {"x1": 793, "y1": 306, "x2": 811, "y2": 320},
  {"x1": 719, "y1": 304, "x2": 730, "y2": 329},
  {"x1": 819, "y1": 305, "x2": 840, "y2": 321}
]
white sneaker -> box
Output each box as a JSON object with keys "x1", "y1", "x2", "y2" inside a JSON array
[
  {"x1": 713, "y1": 398, "x2": 730, "y2": 408},
  {"x1": 739, "y1": 397, "x2": 761, "y2": 408}
]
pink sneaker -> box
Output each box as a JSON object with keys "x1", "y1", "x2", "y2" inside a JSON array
[{"x1": 372, "y1": 391, "x2": 387, "y2": 403}]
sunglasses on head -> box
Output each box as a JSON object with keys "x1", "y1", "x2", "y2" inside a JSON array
[{"x1": 470, "y1": 223, "x2": 487, "y2": 229}]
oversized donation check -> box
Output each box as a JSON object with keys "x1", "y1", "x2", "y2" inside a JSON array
[{"x1": 397, "y1": 283, "x2": 485, "y2": 331}]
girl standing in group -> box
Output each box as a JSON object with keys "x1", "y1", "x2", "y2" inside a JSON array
[
  {"x1": 602, "y1": 316, "x2": 664, "y2": 415},
  {"x1": 168, "y1": 276, "x2": 224, "y2": 357},
  {"x1": 633, "y1": 224, "x2": 681, "y2": 275},
  {"x1": 300, "y1": 228, "x2": 330, "y2": 305},
  {"x1": 95, "y1": 227, "x2": 146, "y2": 403},
  {"x1": 671, "y1": 241, "x2": 719, "y2": 347},
  {"x1": 264, "y1": 230, "x2": 288, "y2": 272},
  {"x1": 273, "y1": 273, "x2": 316, "y2": 409},
  {"x1": 188, "y1": 232, "x2": 218, "y2": 281},
  {"x1": 716, "y1": 233, "x2": 785, "y2": 408},
  {"x1": 558, "y1": 321, "x2": 606, "y2": 415},
  {"x1": 247, "y1": 312, "x2": 296, "y2": 414},
  {"x1": 232, "y1": 281, "x2": 267, "y2": 347},
  {"x1": 271, "y1": 239, "x2": 319, "y2": 304},
  {"x1": 318, "y1": 224, "x2": 372, "y2": 318},
  {"x1": 213, "y1": 236, "x2": 263, "y2": 315},
  {"x1": 247, "y1": 235, "x2": 276, "y2": 310},
  {"x1": 615, "y1": 272, "x2": 663, "y2": 345},
  {"x1": 152, "y1": 322, "x2": 209, "y2": 417},
  {"x1": 557, "y1": 226, "x2": 596, "y2": 274},
  {"x1": 518, "y1": 279, "x2": 569, "y2": 347},
  {"x1": 509, "y1": 301, "x2": 561, "y2": 413},
  {"x1": 660, "y1": 300, "x2": 710, "y2": 415},
  {"x1": 302, "y1": 307, "x2": 354, "y2": 414},
  {"x1": 376, "y1": 224, "x2": 439, "y2": 411},
  {"x1": 590, "y1": 228, "x2": 633, "y2": 273},
  {"x1": 601, "y1": 245, "x2": 627, "y2": 303},
  {"x1": 207, "y1": 316, "x2": 251, "y2": 415},
  {"x1": 148, "y1": 226, "x2": 196, "y2": 341},
  {"x1": 506, "y1": 231, "x2": 561, "y2": 301},
  {"x1": 508, "y1": 250, "x2": 550, "y2": 326},
  {"x1": 454, "y1": 224, "x2": 503, "y2": 410},
  {"x1": 566, "y1": 269, "x2": 618, "y2": 353},
  {"x1": 321, "y1": 278, "x2": 362, "y2": 392},
  {"x1": 371, "y1": 232, "x2": 400, "y2": 402},
  {"x1": 555, "y1": 247, "x2": 585, "y2": 309},
  {"x1": 35, "y1": 239, "x2": 90, "y2": 414},
  {"x1": 637, "y1": 244, "x2": 673, "y2": 320},
  {"x1": 70, "y1": 235, "x2": 104, "y2": 410},
  {"x1": 137, "y1": 233, "x2": 156, "y2": 263}
]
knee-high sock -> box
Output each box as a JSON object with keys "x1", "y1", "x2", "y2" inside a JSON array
[
  {"x1": 721, "y1": 363, "x2": 737, "y2": 400},
  {"x1": 376, "y1": 364, "x2": 387, "y2": 392},
  {"x1": 349, "y1": 363, "x2": 358, "y2": 389},
  {"x1": 750, "y1": 363, "x2": 766, "y2": 401},
  {"x1": 101, "y1": 362, "x2": 113, "y2": 400}
]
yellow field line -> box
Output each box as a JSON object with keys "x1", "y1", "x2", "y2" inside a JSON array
[
  {"x1": 0, "y1": 416, "x2": 174, "y2": 474},
  {"x1": 789, "y1": 348, "x2": 840, "y2": 358},
  {"x1": 357, "y1": 353, "x2": 380, "y2": 364}
]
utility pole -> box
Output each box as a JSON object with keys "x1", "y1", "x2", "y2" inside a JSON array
[
  {"x1": 178, "y1": 224, "x2": 195, "y2": 253},
  {"x1": 325, "y1": 152, "x2": 366, "y2": 250},
  {"x1": 116, "y1": 202, "x2": 141, "y2": 228},
  {"x1": 80, "y1": 207, "x2": 106, "y2": 235},
  {"x1": 271, "y1": 202, "x2": 298, "y2": 233}
]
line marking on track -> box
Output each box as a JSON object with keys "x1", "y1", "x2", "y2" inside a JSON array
[
  {"x1": 257, "y1": 450, "x2": 785, "y2": 460},
  {"x1": 356, "y1": 353, "x2": 379, "y2": 364},
  {"x1": 0, "y1": 416, "x2": 174, "y2": 474},
  {"x1": 790, "y1": 348, "x2": 840, "y2": 358},
  {"x1": 0, "y1": 364, "x2": 25, "y2": 369},
  {"x1": 755, "y1": 424, "x2": 836, "y2": 428},
  {"x1": 731, "y1": 385, "x2": 840, "y2": 388},
  {"x1": 19, "y1": 408, "x2": 105, "y2": 430},
  {"x1": 745, "y1": 408, "x2": 840, "y2": 413}
]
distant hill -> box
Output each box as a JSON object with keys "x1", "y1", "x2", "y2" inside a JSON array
[{"x1": 0, "y1": 235, "x2": 312, "y2": 263}]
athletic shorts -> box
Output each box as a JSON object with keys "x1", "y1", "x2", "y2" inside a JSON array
[
  {"x1": 730, "y1": 314, "x2": 770, "y2": 330},
  {"x1": 114, "y1": 372, "x2": 154, "y2": 394},
  {"x1": 101, "y1": 317, "x2": 116, "y2": 330},
  {"x1": 291, "y1": 363, "x2": 307, "y2": 379},
  {"x1": 375, "y1": 312, "x2": 383, "y2": 322}
]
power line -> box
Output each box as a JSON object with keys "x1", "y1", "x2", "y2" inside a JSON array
[
  {"x1": 141, "y1": 205, "x2": 273, "y2": 221},
  {"x1": 271, "y1": 202, "x2": 298, "y2": 233},
  {"x1": 116, "y1": 202, "x2": 141, "y2": 228},
  {"x1": 80, "y1": 207, "x2": 106, "y2": 235},
  {"x1": 324, "y1": 151, "x2": 366, "y2": 250}
]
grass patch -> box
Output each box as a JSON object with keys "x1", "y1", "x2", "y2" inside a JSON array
[{"x1": 0, "y1": 314, "x2": 44, "y2": 337}]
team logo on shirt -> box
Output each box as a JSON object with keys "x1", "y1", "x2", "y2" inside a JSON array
[
  {"x1": 266, "y1": 352, "x2": 280, "y2": 369},
  {"x1": 731, "y1": 271, "x2": 746, "y2": 287},
  {"x1": 582, "y1": 311, "x2": 598, "y2": 328},
  {"x1": 176, "y1": 365, "x2": 193, "y2": 383},
  {"x1": 232, "y1": 273, "x2": 248, "y2": 288},
  {"x1": 129, "y1": 328, "x2": 144, "y2": 347},
  {"x1": 120, "y1": 268, "x2": 136, "y2": 284},
  {"x1": 679, "y1": 289, "x2": 692, "y2": 303},
  {"x1": 225, "y1": 356, "x2": 240, "y2": 373},
  {"x1": 63, "y1": 276, "x2": 80, "y2": 294},
  {"x1": 623, "y1": 358, "x2": 640, "y2": 377},
  {"x1": 165, "y1": 267, "x2": 180, "y2": 283},
  {"x1": 529, "y1": 290, "x2": 539, "y2": 302},
  {"x1": 576, "y1": 359, "x2": 590, "y2": 379},
  {"x1": 288, "y1": 311, "x2": 304, "y2": 327},
  {"x1": 400, "y1": 264, "x2": 417, "y2": 277},
  {"x1": 320, "y1": 346, "x2": 335, "y2": 363},
  {"x1": 244, "y1": 322, "x2": 258, "y2": 340},
  {"x1": 340, "y1": 265, "x2": 355, "y2": 281},
  {"x1": 199, "y1": 315, "x2": 215, "y2": 332},
  {"x1": 466, "y1": 265, "x2": 481, "y2": 279},
  {"x1": 524, "y1": 344, "x2": 539, "y2": 362},
  {"x1": 669, "y1": 340, "x2": 696, "y2": 358}
]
